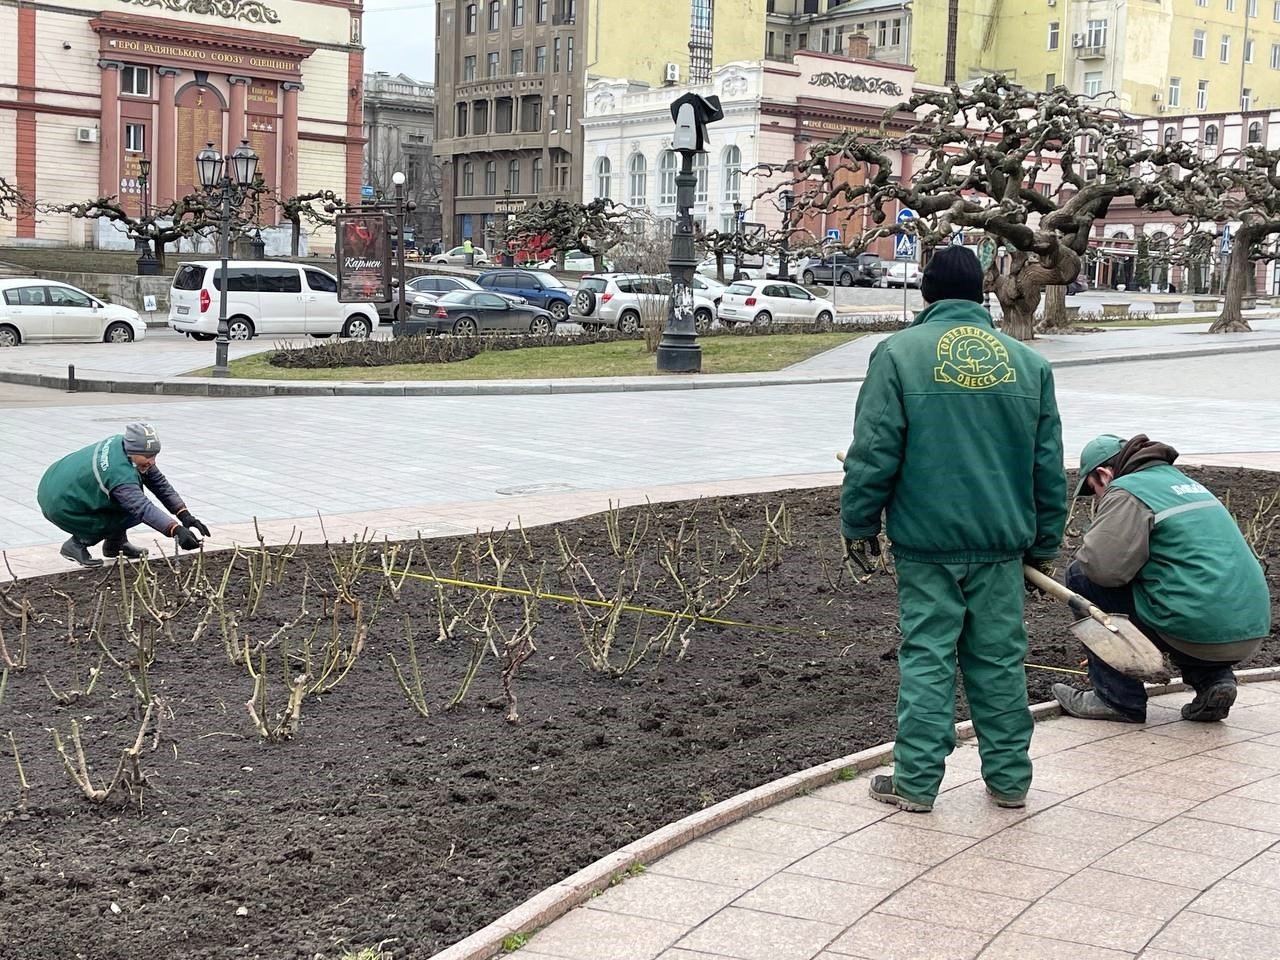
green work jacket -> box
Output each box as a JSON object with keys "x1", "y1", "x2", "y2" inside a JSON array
[
  {"x1": 841, "y1": 299, "x2": 1067, "y2": 564},
  {"x1": 37, "y1": 435, "x2": 145, "y2": 543}
]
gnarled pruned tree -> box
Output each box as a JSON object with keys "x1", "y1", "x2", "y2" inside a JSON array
[
  {"x1": 0, "y1": 177, "x2": 27, "y2": 222},
  {"x1": 760, "y1": 77, "x2": 1200, "y2": 340},
  {"x1": 505, "y1": 198, "x2": 634, "y2": 270},
  {"x1": 275, "y1": 190, "x2": 348, "y2": 257},
  {"x1": 52, "y1": 195, "x2": 216, "y2": 271}
]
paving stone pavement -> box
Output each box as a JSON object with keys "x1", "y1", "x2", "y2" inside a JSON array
[{"x1": 514, "y1": 682, "x2": 1280, "y2": 960}]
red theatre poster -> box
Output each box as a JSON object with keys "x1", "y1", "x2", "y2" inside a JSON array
[{"x1": 336, "y1": 213, "x2": 391, "y2": 303}]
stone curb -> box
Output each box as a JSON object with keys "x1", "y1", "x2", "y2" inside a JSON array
[
  {"x1": 426, "y1": 663, "x2": 1280, "y2": 960},
  {"x1": 5, "y1": 340, "x2": 1280, "y2": 399}
]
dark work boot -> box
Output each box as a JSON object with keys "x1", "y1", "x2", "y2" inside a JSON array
[
  {"x1": 868, "y1": 775, "x2": 933, "y2": 813},
  {"x1": 1053, "y1": 683, "x2": 1144, "y2": 723},
  {"x1": 60, "y1": 538, "x2": 103, "y2": 568},
  {"x1": 1182, "y1": 681, "x2": 1237, "y2": 722},
  {"x1": 102, "y1": 537, "x2": 149, "y2": 560}
]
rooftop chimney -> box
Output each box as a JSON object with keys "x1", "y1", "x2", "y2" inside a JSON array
[{"x1": 846, "y1": 31, "x2": 871, "y2": 60}]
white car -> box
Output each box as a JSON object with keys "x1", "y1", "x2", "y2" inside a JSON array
[
  {"x1": 695, "y1": 255, "x2": 778, "y2": 281},
  {"x1": 167, "y1": 261, "x2": 379, "y2": 340},
  {"x1": 532, "y1": 251, "x2": 608, "y2": 272},
  {"x1": 430, "y1": 246, "x2": 490, "y2": 266},
  {"x1": 571, "y1": 274, "x2": 718, "y2": 334},
  {"x1": 716, "y1": 280, "x2": 835, "y2": 327},
  {"x1": 879, "y1": 262, "x2": 923, "y2": 288},
  {"x1": 0, "y1": 278, "x2": 146, "y2": 346},
  {"x1": 690, "y1": 273, "x2": 727, "y2": 302}
]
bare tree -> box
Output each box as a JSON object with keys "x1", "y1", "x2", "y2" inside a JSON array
[
  {"x1": 274, "y1": 190, "x2": 347, "y2": 257},
  {"x1": 0, "y1": 177, "x2": 26, "y2": 221},
  {"x1": 506, "y1": 198, "x2": 635, "y2": 270},
  {"x1": 365, "y1": 141, "x2": 444, "y2": 246},
  {"x1": 52, "y1": 195, "x2": 216, "y2": 271},
  {"x1": 762, "y1": 77, "x2": 1200, "y2": 340}
]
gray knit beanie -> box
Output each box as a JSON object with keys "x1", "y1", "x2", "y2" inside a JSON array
[{"x1": 123, "y1": 421, "x2": 161, "y2": 456}]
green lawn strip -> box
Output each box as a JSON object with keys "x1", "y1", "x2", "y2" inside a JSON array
[
  {"x1": 1084, "y1": 316, "x2": 1216, "y2": 329},
  {"x1": 189, "y1": 332, "x2": 863, "y2": 381}
]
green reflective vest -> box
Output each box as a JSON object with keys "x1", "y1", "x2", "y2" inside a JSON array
[
  {"x1": 37, "y1": 435, "x2": 140, "y2": 542},
  {"x1": 1112, "y1": 464, "x2": 1271, "y2": 645}
]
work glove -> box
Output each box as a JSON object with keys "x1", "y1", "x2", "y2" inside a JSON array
[
  {"x1": 177, "y1": 510, "x2": 211, "y2": 538},
  {"x1": 1024, "y1": 555, "x2": 1056, "y2": 596},
  {"x1": 174, "y1": 525, "x2": 202, "y2": 551},
  {"x1": 844, "y1": 536, "x2": 881, "y2": 574}
]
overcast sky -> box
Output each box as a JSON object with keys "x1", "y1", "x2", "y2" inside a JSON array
[{"x1": 364, "y1": 0, "x2": 436, "y2": 81}]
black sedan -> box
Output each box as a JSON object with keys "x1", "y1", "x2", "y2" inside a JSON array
[{"x1": 404, "y1": 290, "x2": 557, "y2": 336}]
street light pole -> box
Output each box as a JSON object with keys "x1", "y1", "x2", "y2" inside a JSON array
[
  {"x1": 135, "y1": 156, "x2": 159, "y2": 275},
  {"x1": 777, "y1": 189, "x2": 794, "y2": 282},
  {"x1": 732, "y1": 199, "x2": 743, "y2": 282},
  {"x1": 392, "y1": 170, "x2": 408, "y2": 337}
]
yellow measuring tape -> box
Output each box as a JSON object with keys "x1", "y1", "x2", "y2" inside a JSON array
[{"x1": 364, "y1": 565, "x2": 1090, "y2": 677}]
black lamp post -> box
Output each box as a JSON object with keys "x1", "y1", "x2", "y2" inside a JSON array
[
  {"x1": 135, "y1": 156, "x2": 159, "y2": 276},
  {"x1": 776, "y1": 189, "x2": 794, "y2": 282},
  {"x1": 732, "y1": 199, "x2": 744, "y2": 281},
  {"x1": 196, "y1": 139, "x2": 259, "y2": 378},
  {"x1": 656, "y1": 93, "x2": 723, "y2": 374}
]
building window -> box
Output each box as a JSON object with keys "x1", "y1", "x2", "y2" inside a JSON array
[
  {"x1": 121, "y1": 65, "x2": 150, "y2": 97},
  {"x1": 1168, "y1": 77, "x2": 1181, "y2": 106},
  {"x1": 1275, "y1": 0, "x2": 1280, "y2": 20},
  {"x1": 465, "y1": 4, "x2": 477, "y2": 33},
  {"x1": 1192, "y1": 30, "x2": 1205, "y2": 58},
  {"x1": 595, "y1": 156, "x2": 612, "y2": 199},
  {"x1": 658, "y1": 150, "x2": 677, "y2": 205},
  {"x1": 462, "y1": 161, "x2": 474, "y2": 195},
  {"x1": 1246, "y1": 38, "x2": 1255, "y2": 63},
  {"x1": 820, "y1": 27, "x2": 832, "y2": 52},
  {"x1": 1205, "y1": 124, "x2": 1219, "y2": 146},
  {"x1": 536, "y1": 0, "x2": 548, "y2": 22},
  {"x1": 487, "y1": 52, "x2": 500, "y2": 76},
  {"x1": 1228, "y1": 0, "x2": 1236, "y2": 9},
  {"x1": 532, "y1": 157, "x2": 544, "y2": 191},
  {"x1": 1272, "y1": 43, "x2": 1280, "y2": 68},
  {"x1": 1221, "y1": 34, "x2": 1231, "y2": 63},
  {"x1": 627, "y1": 152, "x2": 647, "y2": 206},
  {"x1": 1242, "y1": 87, "x2": 1253, "y2": 111},
  {"x1": 693, "y1": 152, "x2": 708, "y2": 204},
  {"x1": 124, "y1": 122, "x2": 145, "y2": 153},
  {"x1": 1249, "y1": 120, "x2": 1263, "y2": 142},
  {"x1": 1249, "y1": 0, "x2": 1258, "y2": 15},
  {"x1": 722, "y1": 144, "x2": 741, "y2": 201},
  {"x1": 1085, "y1": 19, "x2": 1106, "y2": 48},
  {"x1": 534, "y1": 45, "x2": 546, "y2": 72},
  {"x1": 463, "y1": 55, "x2": 477, "y2": 80},
  {"x1": 563, "y1": 94, "x2": 572, "y2": 131},
  {"x1": 567, "y1": 36, "x2": 574, "y2": 72},
  {"x1": 511, "y1": 48, "x2": 524, "y2": 73},
  {"x1": 1164, "y1": 126, "x2": 1177, "y2": 146},
  {"x1": 1082, "y1": 71, "x2": 1103, "y2": 98},
  {"x1": 553, "y1": 37, "x2": 561, "y2": 72},
  {"x1": 1045, "y1": 73, "x2": 1056, "y2": 90},
  {"x1": 690, "y1": 0, "x2": 713, "y2": 83},
  {"x1": 1197, "y1": 79, "x2": 1209, "y2": 110},
  {"x1": 513, "y1": 0, "x2": 524, "y2": 25},
  {"x1": 507, "y1": 159, "x2": 520, "y2": 193},
  {"x1": 488, "y1": 0, "x2": 501, "y2": 30},
  {"x1": 549, "y1": 95, "x2": 558, "y2": 129},
  {"x1": 484, "y1": 160, "x2": 497, "y2": 194},
  {"x1": 1047, "y1": 21, "x2": 1059, "y2": 51}
]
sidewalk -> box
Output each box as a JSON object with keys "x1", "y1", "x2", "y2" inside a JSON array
[{"x1": 451, "y1": 678, "x2": 1280, "y2": 960}]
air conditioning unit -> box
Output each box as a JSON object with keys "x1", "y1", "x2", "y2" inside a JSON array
[
  {"x1": 664, "y1": 62, "x2": 680, "y2": 83},
  {"x1": 1071, "y1": 33, "x2": 1086, "y2": 48},
  {"x1": 1157, "y1": 104, "x2": 1166, "y2": 113},
  {"x1": 1151, "y1": 92, "x2": 1162, "y2": 102},
  {"x1": 76, "y1": 126, "x2": 99, "y2": 143},
  {"x1": 1047, "y1": 0, "x2": 1056, "y2": 6}
]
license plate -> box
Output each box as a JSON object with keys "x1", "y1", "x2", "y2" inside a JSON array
[{"x1": 176, "y1": 306, "x2": 190, "y2": 315}]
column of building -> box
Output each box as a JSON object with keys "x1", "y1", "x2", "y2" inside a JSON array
[{"x1": 97, "y1": 60, "x2": 122, "y2": 198}]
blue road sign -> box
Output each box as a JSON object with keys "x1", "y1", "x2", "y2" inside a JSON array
[
  {"x1": 361, "y1": 184, "x2": 375, "y2": 198},
  {"x1": 897, "y1": 207, "x2": 918, "y2": 223},
  {"x1": 1220, "y1": 227, "x2": 1233, "y2": 255},
  {"x1": 736, "y1": 209, "x2": 747, "y2": 224},
  {"x1": 949, "y1": 231, "x2": 965, "y2": 247},
  {"x1": 894, "y1": 234, "x2": 918, "y2": 261},
  {"x1": 825, "y1": 228, "x2": 841, "y2": 242}
]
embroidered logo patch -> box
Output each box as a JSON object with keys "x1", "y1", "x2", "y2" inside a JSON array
[{"x1": 934, "y1": 326, "x2": 1017, "y2": 390}]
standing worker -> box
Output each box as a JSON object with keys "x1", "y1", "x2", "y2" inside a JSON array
[
  {"x1": 841, "y1": 245, "x2": 1067, "y2": 812},
  {"x1": 1054, "y1": 434, "x2": 1271, "y2": 723},
  {"x1": 37, "y1": 422, "x2": 210, "y2": 567},
  {"x1": 462, "y1": 236, "x2": 475, "y2": 266}
]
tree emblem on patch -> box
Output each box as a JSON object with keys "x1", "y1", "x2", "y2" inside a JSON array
[{"x1": 934, "y1": 326, "x2": 1017, "y2": 390}]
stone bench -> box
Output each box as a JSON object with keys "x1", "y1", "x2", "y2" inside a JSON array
[
  {"x1": 1152, "y1": 302, "x2": 1181, "y2": 315},
  {"x1": 1193, "y1": 298, "x2": 1219, "y2": 311},
  {"x1": 1101, "y1": 302, "x2": 1130, "y2": 317}
]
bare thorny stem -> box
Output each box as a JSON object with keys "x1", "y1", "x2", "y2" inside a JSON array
[{"x1": 49, "y1": 698, "x2": 157, "y2": 808}]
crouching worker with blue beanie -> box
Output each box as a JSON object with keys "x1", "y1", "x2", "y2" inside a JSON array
[{"x1": 37, "y1": 421, "x2": 211, "y2": 567}]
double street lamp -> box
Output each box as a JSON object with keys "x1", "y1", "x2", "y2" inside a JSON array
[
  {"x1": 196, "y1": 139, "x2": 260, "y2": 378},
  {"x1": 135, "y1": 156, "x2": 159, "y2": 275}
]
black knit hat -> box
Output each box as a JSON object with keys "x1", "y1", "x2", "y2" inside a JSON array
[{"x1": 920, "y1": 245, "x2": 985, "y2": 305}]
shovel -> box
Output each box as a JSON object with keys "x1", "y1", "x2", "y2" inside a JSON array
[{"x1": 1022, "y1": 566, "x2": 1165, "y2": 680}]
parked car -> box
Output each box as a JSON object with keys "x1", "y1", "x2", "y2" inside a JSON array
[
  {"x1": 878, "y1": 262, "x2": 923, "y2": 288},
  {"x1": 376, "y1": 275, "x2": 489, "y2": 321},
  {"x1": 0, "y1": 279, "x2": 146, "y2": 346},
  {"x1": 695, "y1": 256, "x2": 775, "y2": 282},
  {"x1": 689, "y1": 273, "x2": 727, "y2": 305},
  {"x1": 477, "y1": 270, "x2": 572, "y2": 322},
  {"x1": 430, "y1": 246, "x2": 490, "y2": 266},
  {"x1": 168, "y1": 261, "x2": 379, "y2": 340},
  {"x1": 799, "y1": 253, "x2": 884, "y2": 287},
  {"x1": 571, "y1": 274, "x2": 717, "y2": 334},
  {"x1": 531, "y1": 251, "x2": 609, "y2": 273},
  {"x1": 716, "y1": 280, "x2": 835, "y2": 327},
  {"x1": 406, "y1": 290, "x2": 557, "y2": 336}
]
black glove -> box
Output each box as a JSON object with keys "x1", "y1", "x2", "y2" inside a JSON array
[
  {"x1": 1024, "y1": 555, "x2": 1056, "y2": 595},
  {"x1": 844, "y1": 536, "x2": 882, "y2": 574},
  {"x1": 174, "y1": 525, "x2": 202, "y2": 550},
  {"x1": 177, "y1": 510, "x2": 211, "y2": 538}
]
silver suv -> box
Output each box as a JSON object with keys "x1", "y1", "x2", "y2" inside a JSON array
[{"x1": 571, "y1": 274, "x2": 717, "y2": 334}]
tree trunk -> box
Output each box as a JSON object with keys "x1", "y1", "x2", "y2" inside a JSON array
[
  {"x1": 715, "y1": 251, "x2": 725, "y2": 283},
  {"x1": 290, "y1": 216, "x2": 302, "y2": 258},
  {"x1": 1038, "y1": 284, "x2": 1069, "y2": 332},
  {"x1": 989, "y1": 244, "x2": 1081, "y2": 342},
  {"x1": 1211, "y1": 229, "x2": 1256, "y2": 333}
]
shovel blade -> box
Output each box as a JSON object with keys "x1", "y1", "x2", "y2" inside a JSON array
[{"x1": 1070, "y1": 614, "x2": 1165, "y2": 680}]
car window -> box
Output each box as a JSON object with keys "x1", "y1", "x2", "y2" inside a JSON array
[
  {"x1": 476, "y1": 274, "x2": 497, "y2": 287},
  {"x1": 654, "y1": 278, "x2": 673, "y2": 296},
  {"x1": 615, "y1": 278, "x2": 636, "y2": 294},
  {"x1": 213, "y1": 268, "x2": 257, "y2": 293},
  {"x1": 48, "y1": 286, "x2": 93, "y2": 307},
  {"x1": 407, "y1": 277, "x2": 433, "y2": 291},
  {"x1": 4, "y1": 286, "x2": 47, "y2": 306},
  {"x1": 762, "y1": 285, "x2": 786, "y2": 298},
  {"x1": 785, "y1": 285, "x2": 812, "y2": 300},
  {"x1": 438, "y1": 291, "x2": 473, "y2": 304},
  {"x1": 258, "y1": 269, "x2": 302, "y2": 293},
  {"x1": 305, "y1": 269, "x2": 337, "y2": 293},
  {"x1": 579, "y1": 277, "x2": 608, "y2": 293},
  {"x1": 536, "y1": 272, "x2": 566, "y2": 288},
  {"x1": 173, "y1": 264, "x2": 206, "y2": 291},
  {"x1": 726, "y1": 283, "x2": 754, "y2": 296},
  {"x1": 475, "y1": 293, "x2": 508, "y2": 308}
]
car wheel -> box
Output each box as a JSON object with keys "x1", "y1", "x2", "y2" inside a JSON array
[
  {"x1": 753, "y1": 311, "x2": 773, "y2": 326},
  {"x1": 694, "y1": 308, "x2": 713, "y2": 334},
  {"x1": 452, "y1": 317, "x2": 478, "y2": 336},
  {"x1": 816, "y1": 310, "x2": 833, "y2": 328},
  {"x1": 191, "y1": 332, "x2": 216, "y2": 341},
  {"x1": 618, "y1": 310, "x2": 641, "y2": 335},
  {"x1": 227, "y1": 317, "x2": 254, "y2": 340},
  {"x1": 0, "y1": 324, "x2": 19, "y2": 348},
  {"x1": 529, "y1": 315, "x2": 553, "y2": 336},
  {"x1": 839, "y1": 272, "x2": 855, "y2": 287},
  {"x1": 802, "y1": 270, "x2": 816, "y2": 285},
  {"x1": 343, "y1": 315, "x2": 372, "y2": 339},
  {"x1": 573, "y1": 289, "x2": 597, "y2": 316},
  {"x1": 548, "y1": 300, "x2": 569, "y2": 322},
  {"x1": 103, "y1": 321, "x2": 134, "y2": 344}
]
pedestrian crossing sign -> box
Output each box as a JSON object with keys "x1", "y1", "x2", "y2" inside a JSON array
[{"x1": 894, "y1": 233, "x2": 918, "y2": 261}]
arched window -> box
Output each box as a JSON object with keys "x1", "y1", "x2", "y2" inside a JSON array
[
  {"x1": 488, "y1": 0, "x2": 501, "y2": 30},
  {"x1": 722, "y1": 144, "x2": 742, "y2": 202},
  {"x1": 1163, "y1": 126, "x2": 1177, "y2": 146},
  {"x1": 465, "y1": 4, "x2": 477, "y2": 33},
  {"x1": 628, "y1": 152, "x2": 647, "y2": 206},
  {"x1": 507, "y1": 158, "x2": 520, "y2": 193},
  {"x1": 1204, "y1": 124, "x2": 1219, "y2": 146},
  {"x1": 484, "y1": 160, "x2": 497, "y2": 194},
  {"x1": 658, "y1": 150, "x2": 677, "y2": 205},
  {"x1": 693, "y1": 152, "x2": 708, "y2": 204},
  {"x1": 1248, "y1": 120, "x2": 1263, "y2": 143},
  {"x1": 595, "y1": 156, "x2": 612, "y2": 199},
  {"x1": 462, "y1": 161, "x2": 474, "y2": 195}
]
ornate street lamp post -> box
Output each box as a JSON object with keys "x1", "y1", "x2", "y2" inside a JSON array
[
  {"x1": 196, "y1": 139, "x2": 259, "y2": 378},
  {"x1": 135, "y1": 156, "x2": 159, "y2": 275}
]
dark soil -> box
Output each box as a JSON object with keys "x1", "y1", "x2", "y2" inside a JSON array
[{"x1": 1, "y1": 467, "x2": 1276, "y2": 960}]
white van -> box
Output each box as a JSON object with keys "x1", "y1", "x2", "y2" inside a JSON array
[{"x1": 167, "y1": 261, "x2": 380, "y2": 340}]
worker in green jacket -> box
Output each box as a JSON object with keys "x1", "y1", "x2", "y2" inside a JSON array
[
  {"x1": 1054, "y1": 434, "x2": 1271, "y2": 723},
  {"x1": 37, "y1": 422, "x2": 210, "y2": 568},
  {"x1": 842, "y1": 245, "x2": 1067, "y2": 813}
]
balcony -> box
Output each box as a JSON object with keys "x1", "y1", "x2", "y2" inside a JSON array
[{"x1": 1075, "y1": 44, "x2": 1106, "y2": 60}]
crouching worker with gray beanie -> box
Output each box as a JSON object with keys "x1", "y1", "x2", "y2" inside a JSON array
[{"x1": 36, "y1": 421, "x2": 211, "y2": 567}]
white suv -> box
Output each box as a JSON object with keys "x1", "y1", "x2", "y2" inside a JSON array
[
  {"x1": 571, "y1": 274, "x2": 717, "y2": 334},
  {"x1": 168, "y1": 261, "x2": 380, "y2": 340}
]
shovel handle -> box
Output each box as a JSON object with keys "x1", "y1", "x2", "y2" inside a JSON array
[{"x1": 1023, "y1": 565, "x2": 1104, "y2": 624}]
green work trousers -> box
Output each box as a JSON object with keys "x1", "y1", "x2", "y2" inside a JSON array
[{"x1": 892, "y1": 557, "x2": 1034, "y2": 805}]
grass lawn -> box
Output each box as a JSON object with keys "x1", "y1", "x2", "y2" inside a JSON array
[
  {"x1": 1084, "y1": 315, "x2": 1216, "y2": 328},
  {"x1": 192, "y1": 332, "x2": 864, "y2": 381}
]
